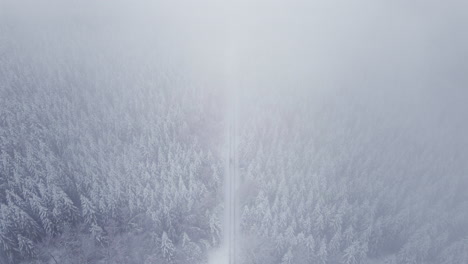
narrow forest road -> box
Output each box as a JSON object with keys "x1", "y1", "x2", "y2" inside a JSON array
[{"x1": 226, "y1": 84, "x2": 239, "y2": 264}]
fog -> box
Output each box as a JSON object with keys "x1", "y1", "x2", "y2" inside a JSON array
[{"x1": 1, "y1": 0, "x2": 467, "y2": 263}]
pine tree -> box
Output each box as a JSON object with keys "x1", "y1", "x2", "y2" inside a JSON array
[
  {"x1": 317, "y1": 239, "x2": 328, "y2": 264},
  {"x1": 17, "y1": 234, "x2": 35, "y2": 258},
  {"x1": 281, "y1": 248, "x2": 293, "y2": 264},
  {"x1": 80, "y1": 195, "x2": 96, "y2": 225},
  {"x1": 161, "y1": 231, "x2": 174, "y2": 263},
  {"x1": 343, "y1": 241, "x2": 359, "y2": 264}
]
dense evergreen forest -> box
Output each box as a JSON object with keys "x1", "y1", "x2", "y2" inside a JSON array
[
  {"x1": 0, "y1": 18, "x2": 225, "y2": 263},
  {"x1": 1, "y1": 1, "x2": 468, "y2": 264},
  {"x1": 236, "y1": 87, "x2": 468, "y2": 264}
]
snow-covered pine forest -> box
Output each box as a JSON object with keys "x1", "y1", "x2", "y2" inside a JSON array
[
  {"x1": 1, "y1": 1, "x2": 468, "y2": 264},
  {"x1": 0, "y1": 9, "x2": 226, "y2": 262},
  {"x1": 236, "y1": 87, "x2": 468, "y2": 264}
]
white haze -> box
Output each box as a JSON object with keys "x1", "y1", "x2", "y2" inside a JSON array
[
  {"x1": 3, "y1": 0, "x2": 468, "y2": 95},
  {"x1": 1, "y1": 0, "x2": 468, "y2": 263}
]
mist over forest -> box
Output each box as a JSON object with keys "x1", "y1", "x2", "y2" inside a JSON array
[{"x1": 1, "y1": 0, "x2": 467, "y2": 264}]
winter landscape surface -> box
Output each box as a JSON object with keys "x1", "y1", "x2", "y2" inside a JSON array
[{"x1": 1, "y1": 0, "x2": 468, "y2": 263}]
